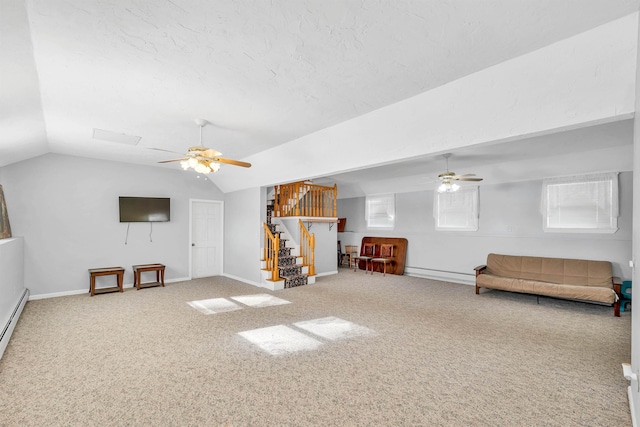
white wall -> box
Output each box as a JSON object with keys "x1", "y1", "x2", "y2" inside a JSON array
[
  {"x1": 0, "y1": 153, "x2": 223, "y2": 297},
  {"x1": 223, "y1": 186, "x2": 262, "y2": 286},
  {"x1": 338, "y1": 173, "x2": 633, "y2": 284},
  {"x1": 629, "y1": 11, "x2": 640, "y2": 423},
  {"x1": 0, "y1": 238, "x2": 24, "y2": 326},
  {"x1": 0, "y1": 237, "x2": 25, "y2": 358},
  {"x1": 279, "y1": 217, "x2": 338, "y2": 276}
]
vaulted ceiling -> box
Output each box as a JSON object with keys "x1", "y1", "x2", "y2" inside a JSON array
[{"x1": 1, "y1": 1, "x2": 638, "y2": 195}]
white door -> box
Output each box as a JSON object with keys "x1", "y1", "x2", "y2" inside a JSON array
[{"x1": 191, "y1": 200, "x2": 223, "y2": 278}]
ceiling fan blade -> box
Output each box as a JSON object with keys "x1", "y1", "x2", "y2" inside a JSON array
[
  {"x1": 457, "y1": 173, "x2": 476, "y2": 177},
  {"x1": 158, "y1": 158, "x2": 188, "y2": 163},
  {"x1": 188, "y1": 146, "x2": 222, "y2": 156},
  {"x1": 454, "y1": 177, "x2": 483, "y2": 181},
  {"x1": 201, "y1": 148, "x2": 222, "y2": 158},
  {"x1": 213, "y1": 157, "x2": 252, "y2": 168}
]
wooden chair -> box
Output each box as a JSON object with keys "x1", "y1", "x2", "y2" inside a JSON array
[
  {"x1": 354, "y1": 243, "x2": 375, "y2": 273},
  {"x1": 372, "y1": 244, "x2": 394, "y2": 276},
  {"x1": 345, "y1": 245, "x2": 358, "y2": 269}
]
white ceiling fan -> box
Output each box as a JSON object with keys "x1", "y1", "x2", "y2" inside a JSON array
[
  {"x1": 436, "y1": 153, "x2": 483, "y2": 192},
  {"x1": 158, "y1": 119, "x2": 251, "y2": 174}
]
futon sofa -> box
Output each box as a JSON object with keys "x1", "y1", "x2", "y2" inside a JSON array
[{"x1": 474, "y1": 253, "x2": 621, "y2": 316}]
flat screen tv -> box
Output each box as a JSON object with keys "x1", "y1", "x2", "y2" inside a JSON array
[{"x1": 119, "y1": 197, "x2": 170, "y2": 222}]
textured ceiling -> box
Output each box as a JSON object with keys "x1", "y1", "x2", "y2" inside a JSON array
[
  {"x1": 1, "y1": 0, "x2": 639, "y2": 190},
  {"x1": 313, "y1": 119, "x2": 635, "y2": 198}
]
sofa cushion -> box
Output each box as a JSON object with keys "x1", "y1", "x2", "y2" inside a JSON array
[
  {"x1": 485, "y1": 253, "x2": 612, "y2": 287},
  {"x1": 476, "y1": 274, "x2": 617, "y2": 304}
]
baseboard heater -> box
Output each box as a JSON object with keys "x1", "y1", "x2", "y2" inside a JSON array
[
  {"x1": 404, "y1": 266, "x2": 475, "y2": 286},
  {"x1": 0, "y1": 288, "x2": 29, "y2": 360}
]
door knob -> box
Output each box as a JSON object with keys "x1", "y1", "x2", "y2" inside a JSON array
[{"x1": 192, "y1": 243, "x2": 195, "y2": 246}]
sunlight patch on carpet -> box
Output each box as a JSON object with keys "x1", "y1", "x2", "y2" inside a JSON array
[
  {"x1": 230, "y1": 293, "x2": 291, "y2": 308},
  {"x1": 294, "y1": 317, "x2": 375, "y2": 340},
  {"x1": 187, "y1": 298, "x2": 241, "y2": 315},
  {"x1": 238, "y1": 325, "x2": 323, "y2": 355}
]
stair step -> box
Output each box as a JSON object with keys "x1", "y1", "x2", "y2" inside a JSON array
[
  {"x1": 282, "y1": 274, "x2": 308, "y2": 288},
  {"x1": 279, "y1": 265, "x2": 302, "y2": 276},
  {"x1": 278, "y1": 248, "x2": 291, "y2": 257},
  {"x1": 278, "y1": 255, "x2": 298, "y2": 266}
]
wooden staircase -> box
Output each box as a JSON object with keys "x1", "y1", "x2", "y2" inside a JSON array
[
  {"x1": 261, "y1": 181, "x2": 336, "y2": 290},
  {"x1": 261, "y1": 201, "x2": 315, "y2": 290}
]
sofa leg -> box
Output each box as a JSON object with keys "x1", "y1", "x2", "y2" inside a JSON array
[
  {"x1": 475, "y1": 285, "x2": 479, "y2": 295},
  {"x1": 614, "y1": 300, "x2": 620, "y2": 317}
]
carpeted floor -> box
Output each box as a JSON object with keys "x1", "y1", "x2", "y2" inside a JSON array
[{"x1": 0, "y1": 270, "x2": 632, "y2": 426}]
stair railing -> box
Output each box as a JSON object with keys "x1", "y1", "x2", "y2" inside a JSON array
[
  {"x1": 274, "y1": 182, "x2": 337, "y2": 218},
  {"x1": 263, "y1": 223, "x2": 280, "y2": 281},
  {"x1": 299, "y1": 219, "x2": 315, "y2": 276}
]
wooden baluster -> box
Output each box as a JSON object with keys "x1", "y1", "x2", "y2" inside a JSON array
[
  {"x1": 273, "y1": 232, "x2": 279, "y2": 281},
  {"x1": 332, "y1": 184, "x2": 337, "y2": 217},
  {"x1": 310, "y1": 185, "x2": 314, "y2": 217},
  {"x1": 273, "y1": 181, "x2": 338, "y2": 218},
  {"x1": 263, "y1": 226, "x2": 267, "y2": 262},
  {"x1": 309, "y1": 233, "x2": 315, "y2": 276}
]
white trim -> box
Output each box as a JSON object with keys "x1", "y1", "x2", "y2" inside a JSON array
[
  {"x1": 223, "y1": 273, "x2": 263, "y2": 288},
  {"x1": 189, "y1": 199, "x2": 224, "y2": 280},
  {"x1": 28, "y1": 277, "x2": 190, "y2": 300},
  {"x1": 404, "y1": 267, "x2": 475, "y2": 286},
  {"x1": 0, "y1": 288, "x2": 29, "y2": 360},
  {"x1": 434, "y1": 186, "x2": 479, "y2": 231},
  {"x1": 541, "y1": 172, "x2": 619, "y2": 233},
  {"x1": 629, "y1": 386, "x2": 638, "y2": 427},
  {"x1": 316, "y1": 270, "x2": 338, "y2": 277},
  {"x1": 365, "y1": 193, "x2": 396, "y2": 229}
]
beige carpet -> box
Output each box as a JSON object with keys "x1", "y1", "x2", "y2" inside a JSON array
[{"x1": 0, "y1": 270, "x2": 631, "y2": 426}]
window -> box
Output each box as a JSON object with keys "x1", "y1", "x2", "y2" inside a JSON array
[
  {"x1": 434, "y1": 186, "x2": 479, "y2": 231},
  {"x1": 541, "y1": 172, "x2": 618, "y2": 233},
  {"x1": 365, "y1": 194, "x2": 395, "y2": 229}
]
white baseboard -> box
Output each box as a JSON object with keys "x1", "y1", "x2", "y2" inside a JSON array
[
  {"x1": 316, "y1": 270, "x2": 338, "y2": 277},
  {"x1": 222, "y1": 273, "x2": 263, "y2": 288},
  {"x1": 28, "y1": 277, "x2": 191, "y2": 300},
  {"x1": 404, "y1": 267, "x2": 475, "y2": 286},
  {"x1": 30, "y1": 288, "x2": 93, "y2": 300},
  {"x1": 0, "y1": 288, "x2": 29, "y2": 360},
  {"x1": 629, "y1": 386, "x2": 638, "y2": 427}
]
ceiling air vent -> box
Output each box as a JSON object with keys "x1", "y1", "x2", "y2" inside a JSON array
[{"x1": 92, "y1": 128, "x2": 141, "y2": 145}]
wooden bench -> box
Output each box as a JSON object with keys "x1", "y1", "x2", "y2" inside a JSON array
[
  {"x1": 132, "y1": 264, "x2": 165, "y2": 290},
  {"x1": 88, "y1": 267, "x2": 124, "y2": 296}
]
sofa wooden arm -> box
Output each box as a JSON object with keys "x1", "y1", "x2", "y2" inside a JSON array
[
  {"x1": 474, "y1": 265, "x2": 487, "y2": 295},
  {"x1": 474, "y1": 265, "x2": 487, "y2": 277},
  {"x1": 612, "y1": 277, "x2": 622, "y2": 317}
]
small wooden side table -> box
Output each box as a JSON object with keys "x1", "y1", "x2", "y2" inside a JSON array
[
  {"x1": 88, "y1": 267, "x2": 125, "y2": 296},
  {"x1": 132, "y1": 264, "x2": 165, "y2": 290}
]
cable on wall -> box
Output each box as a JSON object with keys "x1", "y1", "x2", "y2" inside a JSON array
[{"x1": 124, "y1": 223, "x2": 130, "y2": 245}]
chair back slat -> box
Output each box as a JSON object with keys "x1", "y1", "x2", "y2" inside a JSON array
[{"x1": 380, "y1": 244, "x2": 393, "y2": 258}]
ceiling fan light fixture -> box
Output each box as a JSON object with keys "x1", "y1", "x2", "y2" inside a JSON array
[
  {"x1": 194, "y1": 162, "x2": 211, "y2": 174},
  {"x1": 437, "y1": 181, "x2": 460, "y2": 193},
  {"x1": 159, "y1": 118, "x2": 251, "y2": 172}
]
